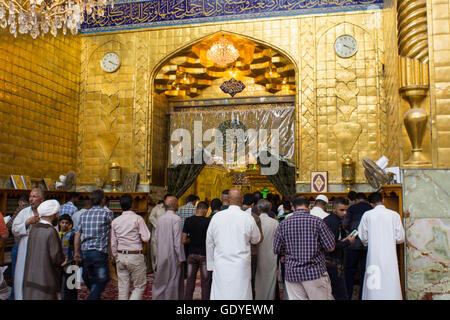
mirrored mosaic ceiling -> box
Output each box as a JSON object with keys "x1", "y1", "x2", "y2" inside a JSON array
[{"x1": 154, "y1": 32, "x2": 296, "y2": 98}]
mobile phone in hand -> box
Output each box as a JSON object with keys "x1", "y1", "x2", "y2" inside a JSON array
[{"x1": 349, "y1": 229, "x2": 358, "y2": 237}]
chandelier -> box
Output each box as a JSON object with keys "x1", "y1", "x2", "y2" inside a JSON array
[
  {"x1": 0, "y1": 0, "x2": 115, "y2": 38},
  {"x1": 206, "y1": 36, "x2": 240, "y2": 67}
]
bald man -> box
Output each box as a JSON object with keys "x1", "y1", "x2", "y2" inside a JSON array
[
  {"x1": 152, "y1": 196, "x2": 186, "y2": 300},
  {"x1": 206, "y1": 187, "x2": 262, "y2": 300}
]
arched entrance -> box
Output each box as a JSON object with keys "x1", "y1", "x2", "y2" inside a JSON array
[{"x1": 149, "y1": 32, "x2": 298, "y2": 203}]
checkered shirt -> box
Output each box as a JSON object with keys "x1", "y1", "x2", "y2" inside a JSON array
[
  {"x1": 78, "y1": 205, "x2": 113, "y2": 253},
  {"x1": 177, "y1": 202, "x2": 196, "y2": 226},
  {"x1": 273, "y1": 209, "x2": 335, "y2": 282},
  {"x1": 59, "y1": 201, "x2": 78, "y2": 217}
]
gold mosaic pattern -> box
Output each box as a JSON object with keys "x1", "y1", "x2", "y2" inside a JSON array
[
  {"x1": 134, "y1": 32, "x2": 150, "y2": 182},
  {"x1": 78, "y1": 36, "x2": 136, "y2": 183},
  {"x1": 315, "y1": 20, "x2": 384, "y2": 183},
  {"x1": 383, "y1": 0, "x2": 403, "y2": 166},
  {"x1": 427, "y1": 0, "x2": 450, "y2": 167},
  {"x1": 0, "y1": 32, "x2": 80, "y2": 180},
  {"x1": 299, "y1": 17, "x2": 317, "y2": 183},
  {"x1": 78, "y1": 11, "x2": 388, "y2": 185}
]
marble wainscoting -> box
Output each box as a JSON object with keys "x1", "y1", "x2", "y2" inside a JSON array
[{"x1": 403, "y1": 169, "x2": 450, "y2": 300}]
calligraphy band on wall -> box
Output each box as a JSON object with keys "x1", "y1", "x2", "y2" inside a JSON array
[{"x1": 82, "y1": 0, "x2": 383, "y2": 33}]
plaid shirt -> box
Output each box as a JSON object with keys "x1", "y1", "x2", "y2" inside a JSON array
[
  {"x1": 177, "y1": 202, "x2": 196, "y2": 226},
  {"x1": 59, "y1": 201, "x2": 78, "y2": 217},
  {"x1": 78, "y1": 205, "x2": 113, "y2": 253},
  {"x1": 273, "y1": 209, "x2": 335, "y2": 282}
]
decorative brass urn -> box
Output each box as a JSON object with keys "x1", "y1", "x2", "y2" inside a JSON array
[
  {"x1": 109, "y1": 162, "x2": 121, "y2": 192},
  {"x1": 399, "y1": 85, "x2": 429, "y2": 165}
]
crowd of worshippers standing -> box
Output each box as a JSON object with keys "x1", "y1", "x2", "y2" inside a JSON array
[{"x1": 0, "y1": 186, "x2": 406, "y2": 300}]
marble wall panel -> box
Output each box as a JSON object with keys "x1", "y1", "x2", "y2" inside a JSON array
[
  {"x1": 403, "y1": 169, "x2": 450, "y2": 219},
  {"x1": 403, "y1": 169, "x2": 450, "y2": 300}
]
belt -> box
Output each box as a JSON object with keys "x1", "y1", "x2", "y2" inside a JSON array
[{"x1": 118, "y1": 250, "x2": 143, "y2": 254}]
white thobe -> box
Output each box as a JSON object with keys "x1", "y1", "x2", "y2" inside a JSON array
[
  {"x1": 255, "y1": 213, "x2": 279, "y2": 300},
  {"x1": 148, "y1": 204, "x2": 166, "y2": 271},
  {"x1": 11, "y1": 206, "x2": 36, "y2": 300},
  {"x1": 358, "y1": 205, "x2": 405, "y2": 300},
  {"x1": 206, "y1": 205, "x2": 261, "y2": 300},
  {"x1": 310, "y1": 206, "x2": 329, "y2": 219}
]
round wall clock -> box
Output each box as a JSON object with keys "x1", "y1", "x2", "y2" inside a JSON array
[
  {"x1": 334, "y1": 35, "x2": 358, "y2": 58},
  {"x1": 100, "y1": 52, "x2": 121, "y2": 73}
]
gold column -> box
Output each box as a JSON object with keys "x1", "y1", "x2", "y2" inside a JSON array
[{"x1": 397, "y1": 0, "x2": 431, "y2": 166}]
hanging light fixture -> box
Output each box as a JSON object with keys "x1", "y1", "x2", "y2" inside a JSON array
[
  {"x1": 206, "y1": 35, "x2": 240, "y2": 67},
  {"x1": 0, "y1": 0, "x2": 115, "y2": 38}
]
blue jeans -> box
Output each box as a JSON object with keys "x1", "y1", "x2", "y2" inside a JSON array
[
  {"x1": 8, "y1": 242, "x2": 19, "y2": 300},
  {"x1": 82, "y1": 250, "x2": 110, "y2": 300}
]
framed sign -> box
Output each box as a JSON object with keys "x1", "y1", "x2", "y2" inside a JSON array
[{"x1": 311, "y1": 171, "x2": 328, "y2": 193}]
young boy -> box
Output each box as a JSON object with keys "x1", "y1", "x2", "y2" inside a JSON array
[{"x1": 58, "y1": 214, "x2": 78, "y2": 300}]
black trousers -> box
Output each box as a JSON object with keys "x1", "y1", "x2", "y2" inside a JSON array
[
  {"x1": 344, "y1": 249, "x2": 367, "y2": 300},
  {"x1": 326, "y1": 259, "x2": 348, "y2": 300}
]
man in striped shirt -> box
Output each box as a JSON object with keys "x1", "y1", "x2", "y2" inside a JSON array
[
  {"x1": 273, "y1": 194, "x2": 335, "y2": 300},
  {"x1": 74, "y1": 189, "x2": 113, "y2": 300},
  {"x1": 59, "y1": 192, "x2": 79, "y2": 217},
  {"x1": 177, "y1": 195, "x2": 198, "y2": 227}
]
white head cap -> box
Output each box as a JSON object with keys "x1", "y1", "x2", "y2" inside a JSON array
[
  {"x1": 315, "y1": 194, "x2": 328, "y2": 203},
  {"x1": 38, "y1": 200, "x2": 60, "y2": 217}
]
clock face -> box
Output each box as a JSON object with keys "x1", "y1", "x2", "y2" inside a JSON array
[
  {"x1": 334, "y1": 35, "x2": 357, "y2": 58},
  {"x1": 101, "y1": 52, "x2": 120, "y2": 73}
]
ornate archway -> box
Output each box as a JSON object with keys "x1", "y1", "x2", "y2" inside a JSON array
[{"x1": 148, "y1": 31, "x2": 299, "y2": 199}]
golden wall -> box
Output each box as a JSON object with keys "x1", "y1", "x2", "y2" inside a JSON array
[
  {"x1": 383, "y1": 0, "x2": 402, "y2": 166},
  {"x1": 0, "y1": 31, "x2": 80, "y2": 181},
  {"x1": 78, "y1": 10, "x2": 389, "y2": 186},
  {"x1": 427, "y1": 0, "x2": 450, "y2": 167}
]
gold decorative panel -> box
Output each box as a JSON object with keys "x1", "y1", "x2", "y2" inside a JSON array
[
  {"x1": 0, "y1": 31, "x2": 80, "y2": 181},
  {"x1": 426, "y1": 0, "x2": 450, "y2": 168},
  {"x1": 384, "y1": 0, "x2": 403, "y2": 166},
  {"x1": 78, "y1": 10, "x2": 389, "y2": 186},
  {"x1": 315, "y1": 19, "x2": 385, "y2": 183}
]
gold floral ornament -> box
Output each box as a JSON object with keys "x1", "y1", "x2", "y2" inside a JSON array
[{"x1": 85, "y1": 92, "x2": 120, "y2": 162}]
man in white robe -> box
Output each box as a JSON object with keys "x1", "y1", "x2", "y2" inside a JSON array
[
  {"x1": 255, "y1": 199, "x2": 279, "y2": 300},
  {"x1": 358, "y1": 192, "x2": 405, "y2": 300},
  {"x1": 148, "y1": 199, "x2": 166, "y2": 272},
  {"x1": 11, "y1": 188, "x2": 44, "y2": 300},
  {"x1": 152, "y1": 196, "x2": 185, "y2": 300},
  {"x1": 206, "y1": 187, "x2": 262, "y2": 300}
]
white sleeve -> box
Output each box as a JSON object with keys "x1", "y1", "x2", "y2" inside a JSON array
[
  {"x1": 12, "y1": 209, "x2": 29, "y2": 239},
  {"x1": 249, "y1": 218, "x2": 261, "y2": 245},
  {"x1": 357, "y1": 214, "x2": 368, "y2": 246},
  {"x1": 395, "y1": 213, "x2": 405, "y2": 244},
  {"x1": 206, "y1": 221, "x2": 215, "y2": 272}
]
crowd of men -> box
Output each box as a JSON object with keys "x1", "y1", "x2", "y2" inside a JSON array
[{"x1": 0, "y1": 187, "x2": 405, "y2": 300}]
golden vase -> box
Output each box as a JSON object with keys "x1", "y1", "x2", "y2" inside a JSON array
[
  {"x1": 399, "y1": 85, "x2": 429, "y2": 165},
  {"x1": 341, "y1": 154, "x2": 355, "y2": 189},
  {"x1": 109, "y1": 162, "x2": 121, "y2": 192}
]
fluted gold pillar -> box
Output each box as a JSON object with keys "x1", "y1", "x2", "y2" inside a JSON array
[{"x1": 397, "y1": 0, "x2": 430, "y2": 166}]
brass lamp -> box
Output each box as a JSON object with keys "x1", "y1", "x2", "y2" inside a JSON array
[
  {"x1": 109, "y1": 162, "x2": 121, "y2": 192},
  {"x1": 341, "y1": 154, "x2": 355, "y2": 192}
]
